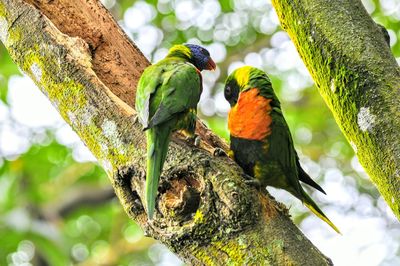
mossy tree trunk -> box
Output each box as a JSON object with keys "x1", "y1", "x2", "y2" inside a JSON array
[
  {"x1": 0, "y1": 0, "x2": 334, "y2": 265},
  {"x1": 271, "y1": 0, "x2": 400, "y2": 220}
]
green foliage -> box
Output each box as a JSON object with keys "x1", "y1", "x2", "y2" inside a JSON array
[
  {"x1": 0, "y1": 45, "x2": 18, "y2": 104},
  {"x1": 0, "y1": 135, "x2": 155, "y2": 264}
]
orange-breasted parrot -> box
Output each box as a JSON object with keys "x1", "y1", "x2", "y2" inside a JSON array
[
  {"x1": 224, "y1": 66, "x2": 340, "y2": 233},
  {"x1": 135, "y1": 44, "x2": 216, "y2": 219}
]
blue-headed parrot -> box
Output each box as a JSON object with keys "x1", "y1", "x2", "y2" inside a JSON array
[{"x1": 136, "y1": 44, "x2": 216, "y2": 219}]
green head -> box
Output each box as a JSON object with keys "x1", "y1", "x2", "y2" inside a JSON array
[
  {"x1": 224, "y1": 66, "x2": 274, "y2": 106},
  {"x1": 167, "y1": 44, "x2": 216, "y2": 71}
]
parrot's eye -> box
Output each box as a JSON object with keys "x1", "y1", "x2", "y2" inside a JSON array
[
  {"x1": 201, "y1": 48, "x2": 209, "y2": 56},
  {"x1": 225, "y1": 86, "x2": 232, "y2": 95}
]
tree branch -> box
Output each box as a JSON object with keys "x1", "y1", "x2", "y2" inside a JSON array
[
  {"x1": 0, "y1": 0, "x2": 332, "y2": 264},
  {"x1": 271, "y1": 0, "x2": 400, "y2": 220},
  {"x1": 55, "y1": 186, "x2": 116, "y2": 218}
]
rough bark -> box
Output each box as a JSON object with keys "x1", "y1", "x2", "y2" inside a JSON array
[
  {"x1": 271, "y1": 0, "x2": 400, "y2": 220},
  {"x1": 0, "y1": 0, "x2": 333, "y2": 265}
]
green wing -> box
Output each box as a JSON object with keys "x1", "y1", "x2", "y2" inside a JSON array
[
  {"x1": 269, "y1": 108, "x2": 340, "y2": 233},
  {"x1": 136, "y1": 65, "x2": 164, "y2": 129},
  {"x1": 296, "y1": 152, "x2": 326, "y2": 194},
  {"x1": 268, "y1": 107, "x2": 326, "y2": 195},
  {"x1": 136, "y1": 61, "x2": 202, "y2": 129},
  {"x1": 268, "y1": 107, "x2": 303, "y2": 197},
  {"x1": 135, "y1": 60, "x2": 202, "y2": 219}
]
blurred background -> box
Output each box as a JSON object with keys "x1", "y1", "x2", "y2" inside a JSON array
[{"x1": 0, "y1": 0, "x2": 399, "y2": 265}]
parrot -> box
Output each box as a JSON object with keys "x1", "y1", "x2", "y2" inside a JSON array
[
  {"x1": 135, "y1": 44, "x2": 216, "y2": 219},
  {"x1": 224, "y1": 66, "x2": 340, "y2": 233}
]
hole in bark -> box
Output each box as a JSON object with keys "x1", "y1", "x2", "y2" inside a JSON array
[
  {"x1": 129, "y1": 190, "x2": 145, "y2": 216},
  {"x1": 158, "y1": 167, "x2": 202, "y2": 220},
  {"x1": 115, "y1": 166, "x2": 136, "y2": 188},
  {"x1": 115, "y1": 166, "x2": 146, "y2": 216}
]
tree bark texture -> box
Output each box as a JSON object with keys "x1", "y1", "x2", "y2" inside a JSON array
[
  {"x1": 271, "y1": 0, "x2": 400, "y2": 220},
  {"x1": 0, "y1": 0, "x2": 333, "y2": 265}
]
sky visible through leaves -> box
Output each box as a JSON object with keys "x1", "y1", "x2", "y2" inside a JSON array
[{"x1": 0, "y1": 0, "x2": 399, "y2": 265}]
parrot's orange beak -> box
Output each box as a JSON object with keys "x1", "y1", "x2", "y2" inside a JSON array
[{"x1": 206, "y1": 58, "x2": 216, "y2": 70}]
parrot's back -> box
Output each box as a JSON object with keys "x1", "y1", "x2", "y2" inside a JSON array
[
  {"x1": 136, "y1": 61, "x2": 202, "y2": 219},
  {"x1": 136, "y1": 44, "x2": 215, "y2": 220}
]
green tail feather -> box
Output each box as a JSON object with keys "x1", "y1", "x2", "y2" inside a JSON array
[
  {"x1": 146, "y1": 127, "x2": 172, "y2": 220},
  {"x1": 301, "y1": 189, "x2": 341, "y2": 234}
]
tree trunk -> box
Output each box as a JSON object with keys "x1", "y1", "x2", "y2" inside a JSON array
[
  {"x1": 271, "y1": 0, "x2": 400, "y2": 220},
  {"x1": 0, "y1": 0, "x2": 333, "y2": 265}
]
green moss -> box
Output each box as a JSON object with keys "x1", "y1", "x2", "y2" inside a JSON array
[
  {"x1": 0, "y1": 6, "x2": 11, "y2": 47},
  {"x1": 78, "y1": 120, "x2": 134, "y2": 169},
  {"x1": 8, "y1": 25, "x2": 22, "y2": 45},
  {"x1": 0, "y1": 1, "x2": 139, "y2": 175},
  {"x1": 193, "y1": 209, "x2": 204, "y2": 223},
  {"x1": 0, "y1": 2, "x2": 6, "y2": 17},
  {"x1": 272, "y1": 0, "x2": 400, "y2": 220},
  {"x1": 21, "y1": 48, "x2": 86, "y2": 118},
  {"x1": 17, "y1": 43, "x2": 135, "y2": 173},
  {"x1": 273, "y1": 2, "x2": 367, "y2": 156},
  {"x1": 189, "y1": 232, "x2": 290, "y2": 265}
]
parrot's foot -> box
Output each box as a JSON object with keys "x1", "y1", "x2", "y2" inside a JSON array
[
  {"x1": 244, "y1": 179, "x2": 261, "y2": 189},
  {"x1": 133, "y1": 115, "x2": 139, "y2": 124},
  {"x1": 213, "y1": 148, "x2": 227, "y2": 157},
  {"x1": 243, "y1": 173, "x2": 254, "y2": 180},
  {"x1": 243, "y1": 174, "x2": 261, "y2": 189},
  {"x1": 186, "y1": 134, "x2": 200, "y2": 147},
  {"x1": 194, "y1": 135, "x2": 201, "y2": 147}
]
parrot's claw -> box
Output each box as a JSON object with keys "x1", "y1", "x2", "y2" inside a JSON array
[
  {"x1": 243, "y1": 174, "x2": 261, "y2": 189},
  {"x1": 213, "y1": 148, "x2": 227, "y2": 157},
  {"x1": 186, "y1": 134, "x2": 201, "y2": 147},
  {"x1": 133, "y1": 115, "x2": 139, "y2": 124},
  {"x1": 244, "y1": 179, "x2": 261, "y2": 189},
  {"x1": 194, "y1": 135, "x2": 201, "y2": 147},
  {"x1": 243, "y1": 173, "x2": 254, "y2": 180}
]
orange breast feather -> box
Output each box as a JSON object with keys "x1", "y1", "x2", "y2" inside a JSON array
[{"x1": 228, "y1": 88, "x2": 272, "y2": 140}]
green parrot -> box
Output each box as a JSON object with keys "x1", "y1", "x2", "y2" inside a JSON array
[
  {"x1": 135, "y1": 44, "x2": 216, "y2": 219},
  {"x1": 224, "y1": 66, "x2": 340, "y2": 233}
]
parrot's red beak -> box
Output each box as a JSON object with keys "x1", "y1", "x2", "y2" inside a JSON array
[{"x1": 206, "y1": 58, "x2": 216, "y2": 70}]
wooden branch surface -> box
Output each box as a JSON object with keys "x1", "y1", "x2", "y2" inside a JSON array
[{"x1": 272, "y1": 0, "x2": 400, "y2": 220}]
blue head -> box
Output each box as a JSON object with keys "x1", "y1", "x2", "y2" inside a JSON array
[
  {"x1": 184, "y1": 44, "x2": 216, "y2": 71},
  {"x1": 167, "y1": 44, "x2": 216, "y2": 71}
]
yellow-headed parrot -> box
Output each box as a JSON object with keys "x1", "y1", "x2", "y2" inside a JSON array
[{"x1": 224, "y1": 66, "x2": 340, "y2": 233}]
